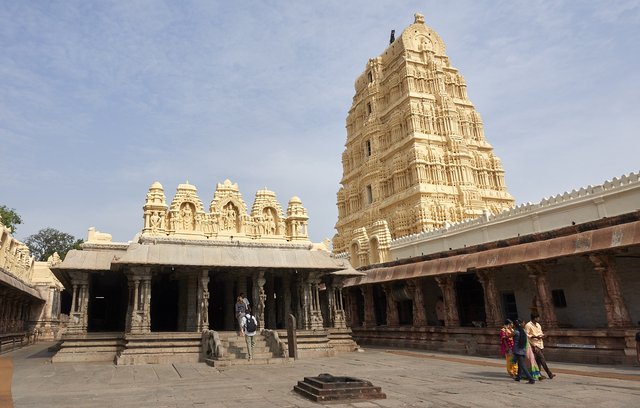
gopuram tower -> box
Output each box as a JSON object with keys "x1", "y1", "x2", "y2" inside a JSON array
[{"x1": 334, "y1": 13, "x2": 515, "y2": 267}]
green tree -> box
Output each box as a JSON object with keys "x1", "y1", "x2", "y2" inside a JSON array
[
  {"x1": 0, "y1": 205, "x2": 23, "y2": 233},
  {"x1": 24, "y1": 228, "x2": 83, "y2": 261}
]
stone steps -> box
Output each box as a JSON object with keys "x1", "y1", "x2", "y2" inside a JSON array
[{"x1": 205, "y1": 331, "x2": 289, "y2": 367}]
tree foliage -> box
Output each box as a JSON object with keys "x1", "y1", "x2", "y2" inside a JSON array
[
  {"x1": 0, "y1": 205, "x2": 23, "y2": 233},
  {"x1": 24, "y1": 227, "x2": 83, "y2": 261}
]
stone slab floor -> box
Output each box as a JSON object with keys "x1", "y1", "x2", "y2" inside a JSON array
[{"x1": 2, "y1": 342, "x2": 639, "y2": 408}]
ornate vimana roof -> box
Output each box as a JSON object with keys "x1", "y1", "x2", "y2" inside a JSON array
[
  {"x1": 334, "y1": 13, "x2": 515, "y2": 267},
  {"x1": 141, "y1": 179, "x2": 310, "y2": 243}
]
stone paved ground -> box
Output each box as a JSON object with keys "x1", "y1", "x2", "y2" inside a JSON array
[{"x1": 3, "y1": 342, "x2": 639, "y2": 408}]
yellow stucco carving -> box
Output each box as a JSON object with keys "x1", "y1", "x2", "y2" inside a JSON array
[
  {"x1": 334, "y1": 13, "x2": 515, "y2": 267},
  {"x1": 142, "y1": 180, "x2": 310, "y2": 243}
]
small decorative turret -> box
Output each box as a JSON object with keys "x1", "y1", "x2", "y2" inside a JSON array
[
  {"x1": 142, "y1": 181, "x2": 168, "y2": 235},
  {"x1": 286, "y1": 196, "x2": 309, "y2": 241}
]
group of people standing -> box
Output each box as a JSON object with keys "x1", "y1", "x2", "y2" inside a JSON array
[
  {"x1": 500, "y1": 313, "x2": 555, "y2": 384},
  {"x1": 235, "y1": 293, "x2": 259, "y2": 361}
]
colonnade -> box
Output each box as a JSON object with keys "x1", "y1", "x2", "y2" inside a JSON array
[
  {"x1": 0, "y1": 286, "x2": 34, "y2": 333},
  {"x1": 63, "y1": 267, "x2": 349, "y2": 335},
  {"x1": 344, "y1": 252, "x2": 633, "y2": 330}
]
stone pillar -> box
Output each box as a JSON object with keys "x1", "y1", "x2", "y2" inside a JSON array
[
  {"x1": 342, "y1": 288, "x2": 353, "y2": 327},
  {"x1": 197, "y1": 270, "x2": 210, "y2": 331},
  {"x1": 0, "y1": 288, "x2": 6, "y2": 332},
  {"x1": 295, "y1": 273, "x2": 305, "y2": 329},
  {"x1": 588, "y1": 254, "x2": 632, "y2": 327},
  {"x1": 307, "y1": 274, "x2": 324, "y2": 330},
  {"x1": 476, "y1": 269, "x2": 503, "y2": 328},
  {"x1": 406, "y1": 279, "x2": 427, "y2": 327},
  {"x1": 381, "y1": 283, "x2": 399, "y2": 326},
  {"x1": 360, "y1": 285, "x2": 376, "y2": 327},
  {"x1": 435, "y1": 275, "x2": 460, "y2": 327},
  {"x1": 67, "y1": 272, "x2": 89, "y2": 334},
  {"x1": 333, "y1": 284, "x2": 347, "y2": 329},
  {"x1": 256, "y1": 271, "x2": 266, "y2": 328},
  {"x1": 327, "y1": 283, "x2": 347, "y2": 329},
  {"x1": 185, "y1": 273, "x2": 198, "y2": 331},
  {"x1": 126, "y1": 267, "x2": 152, "y2": 334},
  {"x1": 282, "y1": 276, "x2": 291, "y2": 328},
  {"x1": 525, "y1": 264, "x2": 558, "y2": 329}
]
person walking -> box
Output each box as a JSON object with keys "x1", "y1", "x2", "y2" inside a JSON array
[
  {"x1": 240, "y1": 292, "x2": 250, "y2": 309},
  {"x1": 235, "y1": 296, "x2": 247, "y2": 335},
  {"x1": 525, "y1": 313, "x2": 555, "y2": 379},
  {"x1": 500, "y1": 319, "x2": 518, "y2": 378},
  {"x1": 513, "y1": 319, "x2": 536, "y2": 384},
  {"x1": 241, "y1": 309, "x2": 259, "y2": 361}
]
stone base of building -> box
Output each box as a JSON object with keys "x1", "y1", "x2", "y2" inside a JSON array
[
  {"x1": 115, "y1": 332, "x2": 202, "y2": 365},
  {"x1": 328, "y1": 328, "x2": 360, "y2": 352},
  {"x1": 351, "y1": 326, "x2": 639, "y2": 365},
  {"x1": 52, "y1": 332, "x2": 125, "y2": 363},
  {"x1": 51, "y1": 329, "x2": 360, "y2": 364}
]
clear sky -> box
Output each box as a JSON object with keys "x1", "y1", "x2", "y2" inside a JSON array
[{"x1": 1, "y1": 1, "x2": 639, "y2": 245}]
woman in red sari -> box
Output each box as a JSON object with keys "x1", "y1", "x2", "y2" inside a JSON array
[{"x1": 500, "y1": 319, "x2": 518, "y2": 377}]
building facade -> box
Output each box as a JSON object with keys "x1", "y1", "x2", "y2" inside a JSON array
[
  {"x1": 0, "y1": 223, "x2": 64, "y2": 350},
  {"x1": 334, "y1": 13, "x2": 515, "y2": 268},
  {"x1": 51, "y1": 180, "x2": 359, "y2": 364}
]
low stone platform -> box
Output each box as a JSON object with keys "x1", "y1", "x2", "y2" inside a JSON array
[
  {"x1": 115, "y1": 332, "x2": 202, "y2": 365},
  {"x1": 294, "y1": 373, "x2": 386, "y2": 403}
]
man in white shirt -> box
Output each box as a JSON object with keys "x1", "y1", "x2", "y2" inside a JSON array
[
  {"x1": 525, "y1": 313, "x2": 555, "y2": 379},
  {"x1": 241, "y1": 310, "x2": 258, "y2": 361}
]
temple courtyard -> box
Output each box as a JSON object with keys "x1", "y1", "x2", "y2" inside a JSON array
[{"x1": 2, "y1": 342, "x2": 638, "y2": 408}]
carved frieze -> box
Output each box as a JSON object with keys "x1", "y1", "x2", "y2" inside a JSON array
[{"x1": 140, "y1": 179, "x2": 311, "y2": 244}]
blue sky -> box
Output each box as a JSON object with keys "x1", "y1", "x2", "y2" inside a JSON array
[{"x1": 1, "y1": 1, "x2": 639, "y2": 244}]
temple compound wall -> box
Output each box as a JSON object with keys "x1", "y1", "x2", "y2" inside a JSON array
[
  {"x1": 335, "y1": 13, "x2": 639, "y2": 365},
  {"x1": 51, "y1": 180, "x2": 360, "y2": 364},
  {"x1": 333, "y1": 12, "x2": 515, "y2": 268},
  {"x1": 0, "y1": 224, "x2": 64, "y2": 351}
]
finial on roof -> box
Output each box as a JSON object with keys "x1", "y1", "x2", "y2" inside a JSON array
[
  {"x1": 389, "y1": 29, "x2": 395, "y2": 44},
  {"x1": 414, "y1": 12, "x2": 425, "y2": 24}
]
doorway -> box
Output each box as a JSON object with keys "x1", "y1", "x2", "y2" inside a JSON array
[
  {"x1": 151, "y1": 272, "x2": 179, "y2": 331},
  {"x1": 456, "y1": 273, "x2": 486, "y2": 327},
  {"x1": 87, "y1": 271, "x2": 127, "y2": 332}
]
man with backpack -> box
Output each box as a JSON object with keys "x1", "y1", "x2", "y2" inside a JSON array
[{"x1": 241, "y1": 309, "x2": 259, "y2": 361}]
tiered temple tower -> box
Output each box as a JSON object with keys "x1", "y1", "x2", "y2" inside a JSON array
[{"x1": 334, "y1": 13, "x2": 515, "y2": 267}]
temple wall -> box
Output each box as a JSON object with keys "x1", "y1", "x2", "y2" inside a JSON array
[{"x1": 389, "y1": 172, "x2": 640, "y2": 261}]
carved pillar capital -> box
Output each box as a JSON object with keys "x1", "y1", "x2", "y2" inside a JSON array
[{"x1": 588, "y1": 253, "x2": 631, "y2": 327}]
